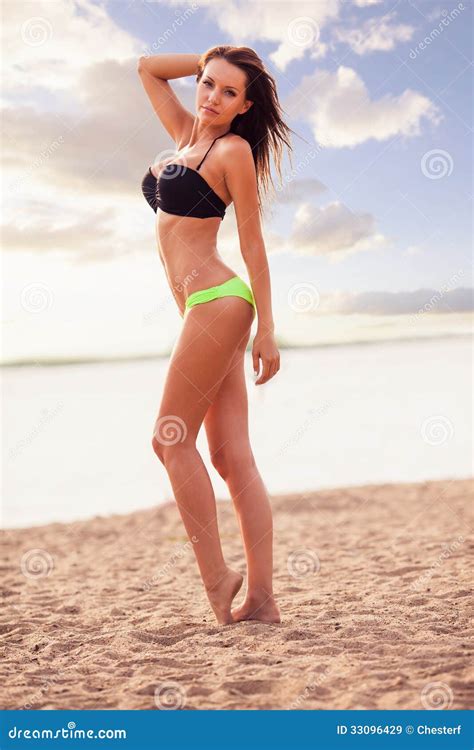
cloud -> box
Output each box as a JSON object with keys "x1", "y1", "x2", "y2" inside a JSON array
[
  {"x1": 1, "y1": 56, "x2": 201, "y2": 258},
  {"x1": 284, "y1": 65, "x2": 441, "y2": 147},
  {"x1": 275, "y1": 178, "x2": 327, "y2": 204},
  {"x1": 1, "y1": 209, "x2": 119, "y2": 255},
  {"x1": 160, "y1": 0, "x2": 341, "y2": 71},
  {"x1": 288, "y1": 200, "x2": 387, "y2": 257},
  {"x1": 332, "y1": 12, "x2": 415, "y2": 55},
  {"x1": 319, "y1": 287, "x2": 474, "y2": 314},
  {"x1": 425, "y1": 6, "x2": 445, "y2": 22},
  {"x1": 353, "y1": 0, "x2": 383, "y2": 6},
  {"x1": 1, "y1": 0, "x2": 168, "y2": 259},
  {"x1": 2, "y1": 50, "x2": 200, "y2": 191},
  {"x1": 1, "y1": 0, "x2": 140, "y2": 101}
]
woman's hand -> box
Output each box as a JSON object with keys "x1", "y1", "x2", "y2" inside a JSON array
[{"x1": 252, "y1": 325, "x2": 280, "y2": 385}]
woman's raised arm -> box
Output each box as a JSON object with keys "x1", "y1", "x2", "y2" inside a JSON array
[
  {"x1": 137, "y1": 54, "x2": 199, "y2": 145},
  {"x1": 138, "y1": 52, "x2": 200, "y2": 80}
]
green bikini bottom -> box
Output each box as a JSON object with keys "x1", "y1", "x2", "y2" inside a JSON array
[{"x1": 184, "y1": 275, "x2": 255, "y2": 315}]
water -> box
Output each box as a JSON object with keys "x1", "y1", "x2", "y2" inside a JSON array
[{"x1": 2, "y1": 336, "x2": 472, "y2": 528}]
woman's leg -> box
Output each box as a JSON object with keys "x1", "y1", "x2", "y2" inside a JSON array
[
  {"x1": 151, "y1": 296, "x2": 254, "y2": 624},
  {"x1": 203, "y1": 335, "x2": 281, "y2": 623}
]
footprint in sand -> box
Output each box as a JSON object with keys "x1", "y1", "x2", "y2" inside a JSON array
[
  {"x1": 221, "y1": 679, "x2": 273, "y2": 695},
  {"x1": 284, "y1": 630, "x2": 316, "y2": 641},
  {"x1": 131, "y1": 631, "x2": 190, "y2": 646}
]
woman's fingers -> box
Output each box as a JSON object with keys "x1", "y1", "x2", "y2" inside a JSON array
[
  {"x1": 255, "y1": 356, "x2": 279, "y2": 385},
  {"x1": 252, "y1": 350, "x2": 260, "y2": 376}
]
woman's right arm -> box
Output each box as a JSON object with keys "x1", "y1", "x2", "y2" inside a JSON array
[
  {"x1": 138, "y1": 53, "x2": 200, "y2": 80},
  {"x1": 137, "y1": 54, "x2": 200, "y2": 145}
]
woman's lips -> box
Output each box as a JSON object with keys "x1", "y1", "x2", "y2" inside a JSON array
[{"x1": 202, "y1": 105, "x2": 218, "y2": 113}]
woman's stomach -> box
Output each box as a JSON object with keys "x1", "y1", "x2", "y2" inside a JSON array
[{"x1": 156, "y1": 219, "x2": 238, "y2": 307}]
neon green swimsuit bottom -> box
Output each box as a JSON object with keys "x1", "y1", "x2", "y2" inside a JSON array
[{"x1": 184, "y1": 275, "x2": 255, "y2": 315}]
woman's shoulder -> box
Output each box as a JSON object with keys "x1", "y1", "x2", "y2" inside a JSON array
[{"x1": 222, "y1": 133, "x2": 252, "y2": 156}]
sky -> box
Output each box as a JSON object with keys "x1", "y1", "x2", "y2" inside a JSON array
[{"x1": 1, "y1": 0, "x2": 473, "y2": 364}]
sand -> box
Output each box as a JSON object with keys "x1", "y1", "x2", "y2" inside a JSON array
[{"x1": 1, "y1": 478, "x2": 473, "y2": 710}]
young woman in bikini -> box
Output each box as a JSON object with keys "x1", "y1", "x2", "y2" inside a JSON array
[{"x1": 139, "y1": 45, "x2": 292, "y2": 626}]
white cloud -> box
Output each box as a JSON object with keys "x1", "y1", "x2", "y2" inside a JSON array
[
  {"x1": 332, "y1": 11, "x2": 415, "y2": 55},
  {"x1": 1, "y1": 54, "x2": 201, "y2": 259},
  {"x1": 160, "y1": 0, "x2": 341, "y2": 70},
  {"x1": 289, "y1": 200, "x2": 387, "y2": 258},
  {"x1": 404, "y1": 245, "x2": 423, "y2": 256},
  {"x1": 319, "y1": 287, "x2": 474, "y2": 314},
  {"x1": 284, "y1": 65, "x2": 441, "y2": 147},
  {"x1": 1, "y1": 0, "x2": 140, "y2": 100},
  {"x1": 425, "y1": 6, "x2": 445, "y2": 22},
  {"x1": 275, "y1": 178, "x2": 327, "y2": 203},
  {"x1": 353, "y1": 0, "x2": 383, "y2": 6}
]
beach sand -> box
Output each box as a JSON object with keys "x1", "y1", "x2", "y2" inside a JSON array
[{"x1": 1, "y1": 478, "x2": 473, "y2": 710}]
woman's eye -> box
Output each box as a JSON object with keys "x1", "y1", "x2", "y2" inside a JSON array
[{"x1": 204, "y1": 80, "x2": 235, "y2": 96}]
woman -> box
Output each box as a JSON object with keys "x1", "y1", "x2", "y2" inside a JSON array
[{"x1": 139, "y1": 45, "x2": 292, "y2": 626}]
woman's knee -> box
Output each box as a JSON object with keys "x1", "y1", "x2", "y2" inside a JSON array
[
  {"x1": 210, "y1": 443, "x2": 256, "y2": 481},
  {"x1": 151, "y1": 428, "x2": 196, "y2": 465}
]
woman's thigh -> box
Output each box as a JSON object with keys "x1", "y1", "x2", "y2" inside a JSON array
[
  {"x1": 203, "y1": 329, "x2": 253, "y2": 474},
  {"x1": 153, "y1": 297, "x2": 253, "y2": 448}
]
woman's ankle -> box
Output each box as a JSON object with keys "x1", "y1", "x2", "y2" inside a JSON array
[
  {"x1": 204, "y1": 564, "x2": 236, "y2": 592},
  {"x1": 246, "y1": 587, "x2": 275, "y2": 604}
]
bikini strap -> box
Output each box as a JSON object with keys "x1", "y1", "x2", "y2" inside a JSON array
[{"x1": 196, "y1": 132, "x2": 230, "y2": 171}]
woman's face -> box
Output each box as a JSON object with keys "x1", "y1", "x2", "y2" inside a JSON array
[{"x1": 196, "y1": 58, "x2": 253, "y2": 127}]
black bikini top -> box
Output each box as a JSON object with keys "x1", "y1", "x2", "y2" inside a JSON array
[{"x1": 141, "y1": 132, "x2": 229, "y2": 219}]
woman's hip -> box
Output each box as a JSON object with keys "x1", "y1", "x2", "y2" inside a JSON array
[{"x1": 184, "y1": 275, "x2": 256, "y2": 314}]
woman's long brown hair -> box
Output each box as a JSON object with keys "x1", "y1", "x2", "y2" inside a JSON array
[{"x1": 196, "y1": 45, "x2": 295, "y2": 217}]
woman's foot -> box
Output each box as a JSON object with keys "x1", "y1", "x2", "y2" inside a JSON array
[
  {"x1": 205, "y1": 568, "x2": 243, "y2": 625},
  {"x1": 232, "y1": 592, "x2": 281, "y2": 623}
]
